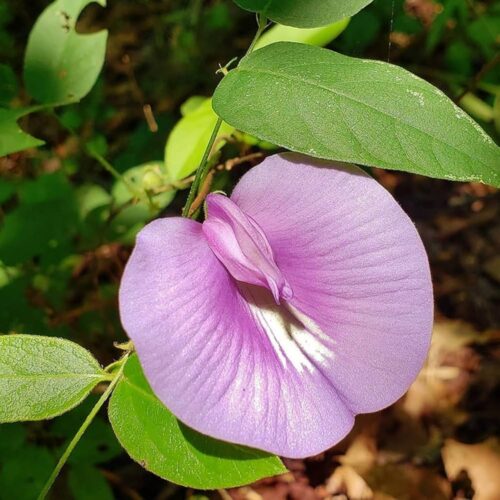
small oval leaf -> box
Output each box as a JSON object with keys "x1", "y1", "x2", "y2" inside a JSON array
[
  {"x1": 0, "y1": 334, "x2": 107, "y2": 423},
  {"x1": 213, "y1": 42, "x2": 500, "y2": 186},
  {"x1": 165, "y1": 98, "x2": 234, "y2": 182},
  {"x1": 254, "y1": 18, "x2": 350, "y2": 50},
  {"x1": 109, "y1": 354, "x2": 286, "y2": 489}
]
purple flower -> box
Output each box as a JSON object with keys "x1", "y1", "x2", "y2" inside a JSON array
[{"x1": 119, "y1": 153, "x2": 433, "y2": 458}]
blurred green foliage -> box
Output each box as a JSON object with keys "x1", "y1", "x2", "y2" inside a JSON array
[{"x1": 0, "y1": 0, "x2": 498, "y2": 497}]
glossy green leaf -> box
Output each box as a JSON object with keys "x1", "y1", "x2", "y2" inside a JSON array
[
  {"x1": 109, "y1": 355, "x2": 286, "y2": 489},
  {"x1": 165, "y1": 98, "x2": 234, "y2": 182},
  {"x1": 254, "y1": 17, "x2": 350, "y2": 50},
  {"x1": 234, "y1": 0, "x2": 373, "y2": 28},
  {"x1": 213, "y1": 42, "x2": 500, "y2": 186},
  {"x1": 24, "y1": 0, "x2": 108, "y2": 104},
  {"x1": 0, "y1": 334, "x2": 107, "y2": 423},
  {"x1": 0, "y1": 107, "x2": 44, "y2": 157}
]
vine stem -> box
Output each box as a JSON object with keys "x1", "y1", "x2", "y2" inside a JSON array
[
  {"x1": 182, "y1": 13, "x2": 268, "y2": 218},
  {"x1": 37, "y1": 354, "x2": 130, "y2": 500}
]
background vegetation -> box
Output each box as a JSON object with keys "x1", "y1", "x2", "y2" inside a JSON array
[{"x1": 0, "y1": 0, "x2": 498, "y2": 498}]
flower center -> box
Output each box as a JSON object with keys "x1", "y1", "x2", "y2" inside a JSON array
[{"x1": 202, "y1": 193, "x2": 292, "y2": 304}]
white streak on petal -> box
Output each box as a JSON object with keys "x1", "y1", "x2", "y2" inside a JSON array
[
  {"x1": 240, "y1": 285, "x2": 335, "y2": 375},
  {"x1": 286, "y1": 304, "x2": 337, "y2": 369}
]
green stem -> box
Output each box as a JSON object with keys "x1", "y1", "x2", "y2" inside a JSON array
[
  {"x1": 37, "y1": 354, "x2": 129, "y2": 500},
  {"x1": 86, "y1": 148, "x2": 158, "y2": 212},
  {"x1": 181, "y1": 14, "x2": 268, "y2": 218},
  {"x1": 182, "y1": 117, "x2": 223, "y2": 217},
  {"x1": 86, "y1": 148, "x2": 141, "y2": 198},
  {"x1": 247, "y1": 13, "x2": 268, "y2": 55}
]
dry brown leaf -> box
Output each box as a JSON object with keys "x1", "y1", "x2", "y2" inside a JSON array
[
  {"x1": 483, "y1": 255, "x2": 500, "y2": 283},
  {"x1": 364, "y1": 464, "x2": 450, "y2": 500},
  {"x1": 442, "y1": 438, "x2": 500, "y2": 500},
  {"x1": 403, "y1": 320, "x2": 481, "y2": 418},
  {"x1": 339, "y1": 433, "x2": 378, "y2": 472},
  {"x1": 326, "y1": 465, "x2": 374, "y2": 499}
]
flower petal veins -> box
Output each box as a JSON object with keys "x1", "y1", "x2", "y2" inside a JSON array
[{"x1": 119, "y1": 153, "x2": 433, "y2": 458}]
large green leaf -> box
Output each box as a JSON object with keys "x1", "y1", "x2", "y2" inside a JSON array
[
  {"x1": 165, "y1": 98, "x2": 234, "y2": 182},
  {"x1": 234, "y1": 0, "x2": 373, "y2": 28},
  {"x1": 0, "y1": 334, "x2": 107, "y2": 423},
  {"x1": 213, "y1": 42, "x2": 500, "y2": 186},
  {"x1": 0, "y1": 107, "x2": 44, "y2": 157},
  {"x1": 24, "y1": 0, "x2": 108, "y2": 104},
  {"x1": 108, "y1": 355, "x2": 286, "y2": 489}
]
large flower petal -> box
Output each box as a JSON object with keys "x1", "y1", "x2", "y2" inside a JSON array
[
  {"x1": 119, "y1": 217, "x2": 354, "y2": 458},
  {"x1": 231, "y1": 153, "x2": 433, "y2": 413}
]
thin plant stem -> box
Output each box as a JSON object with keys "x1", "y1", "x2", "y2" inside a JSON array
[
  {"x1": 182, "y1": 14, "x2": 268, "y2": 218},
  {"x1": 86, "y1": 147, "x2": 159, "y2": 212},
  {"x1": 182, "y1": 117, "x2": 223, "y2": 217},
  {"x1": 37, "y1": 354, "x2": 130, "y2": 500},
  {"x1": 86, "y1": 148, "x2": 142, "y2": 199},
  {"x1": 247, "y1": 13, "x2": 269, "y2": 55}
]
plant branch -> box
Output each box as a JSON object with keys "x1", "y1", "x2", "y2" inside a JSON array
[
  {"x1": 182, "y1": 14, "x2": 268, "y2": 218},
  {"x1": 37, "y1": 354, "x2": 130, "y2": 500}
]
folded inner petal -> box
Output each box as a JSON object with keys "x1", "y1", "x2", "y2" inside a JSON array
[{"x1": 203, "y1": 193, "x2": 292, "y2": 303}]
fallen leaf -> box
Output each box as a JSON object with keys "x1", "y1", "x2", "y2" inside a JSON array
[
  {"x1": 442, "y1": 438, "x2": 500, "y2": 500},
  {"x1": 403, "y1": 321, "x2": 481, "y2": 418},
  {"x1": 326, "y1": 465, "x2": 373, "y2": 499}
]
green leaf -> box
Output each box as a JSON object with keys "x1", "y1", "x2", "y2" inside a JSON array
[
  {"x1": 0, "y1": 172, "x2": 79, "y2": 265},
  {"x1": 0, "y1": 107, "x2": 45, "y2": 157},
  {"x1": 0, "y1": 64, "x2": 18, "y2": 106},
  {"x1": 0, "y1": 179, "x2": 14, "y2": 204},
  {"x1": 494, "y1": 94, "x2": 500, "y2": 135},
  {"x1": 24, "y1": 0, "x2": 108, "y2": 104},
  {"x1": 213, "y1": 42, "x2": 500, "y2": 186},
  {"x1": 109, "y1": 354, "x2": 286, "y2": 489},
  {"x1": 0, "y1": 334, "x2": 108, "y2": 423},
  {"x1": 0, "y1": 423, "x2": 26, "y2": 455},
  {"x1": 68, "y1": 465, "x2": 114, "y2": 500},
  {"x1": 254, "y1": 17, "x2": 350, "y2": 50},
  {"x1": 165, "y1": 98, "x2": 234, "y2": 182},
  {"x1": 66, "y1": 417, "x2": 121, "y2": 465},
  {"x1": 467, "y1": 15, "x2": 500, "y2": 59},
  {"x1": 76, "y1": 184, "x2": 112, "y2": 219},
  {"x1": 234, "y1": 0, "x2": 373, "y2": 28},
  {"x1": 112, "y1": 161, "x2": 175, "y2": 210},
  {"x1": 180, "y1": 95, "x2": 207, "y2": 116},
  {"x1": 0, "y1": 445, "x2": 55, "y2": 500}
]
